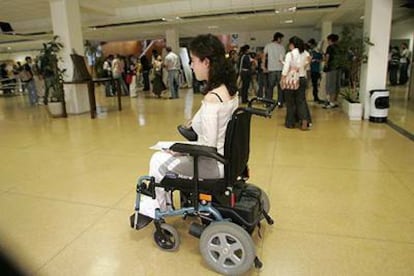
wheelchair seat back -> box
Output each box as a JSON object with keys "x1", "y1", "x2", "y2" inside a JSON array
[{"x1": 224, "y1": 107, "x2": 252, "y2": 185}]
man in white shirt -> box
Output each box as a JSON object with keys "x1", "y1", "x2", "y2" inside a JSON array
[
  {"x1": 262, "y1": 32, "x2": 286, "y2": 107},
  {"x1": 164, "y1": 46, "x2": 181, "y2": 99}
]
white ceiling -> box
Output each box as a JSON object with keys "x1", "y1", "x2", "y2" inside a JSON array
[{"x1": 0, "y1": 0, "x2": 412, "y2": 53}]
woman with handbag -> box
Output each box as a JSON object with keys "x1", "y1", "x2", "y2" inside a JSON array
[{"x1": 281, "y1": 36, "x2": 311, "y2": 130}]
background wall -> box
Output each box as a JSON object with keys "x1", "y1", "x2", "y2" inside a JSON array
[
  {"x1": 391, "y1": 17, "x2": 414, "y2": 52},
  {"x1": 0, "y1": 50, "x2": 39, "y2": 64}
]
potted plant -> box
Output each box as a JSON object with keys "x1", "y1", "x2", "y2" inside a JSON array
[
  {"x1": 38, "y1": 35, "x2": 67, "y2": 117},
  {"x1": 336, "y1": 25, "x2": 374, "y2": 120},
  {"x1": 340, "y1": 87, "x2": 362, "y2": 120}
]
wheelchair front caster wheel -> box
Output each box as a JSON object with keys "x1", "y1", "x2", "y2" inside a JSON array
[
  {"x1": 153, "y1": 223, "x2": 180, "y2": 252},
  {"x1": 200, "y1": 221, "x2": 256, "y2": 275}
]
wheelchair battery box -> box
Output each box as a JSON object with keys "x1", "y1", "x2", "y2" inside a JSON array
[{"x1": 233, "y1": 185, "x2": 262, "y2": 224}]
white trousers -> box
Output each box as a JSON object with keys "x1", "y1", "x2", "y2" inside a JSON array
[{"x1": 141, "y1": 150, "x2": 221, "y2": 216}]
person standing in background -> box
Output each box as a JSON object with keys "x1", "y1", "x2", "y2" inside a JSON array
[
  {"x1": 103, "y1": 55, "x2": 114, "y2": 96},
  {"x1": 23, "y1": 56, "x2": 38, "y2": 105},
  {"x1": 323, "y1": 34, "x2": 340, "y2": 109},
  {"x1": 308, "y1": 39, "x2": 323, "y2": 103},
  {"x1": 112, "y1": 54, "x2": 129, "y2": 96},
  {"x1": 282, "y1": 36, "x2": 311, "y2": 130},
  {"x1": 399, "y1": 42, "x2": 411, "y2": 85},
  {"x1": 238, "y1": 45, "x2": 253, "y2": 104},
  {"x1": 164, "y1": 46, "x2": 181, "y2": 99},
  {"x1": 388, "y1": 46, "x2": 400, "y2": 86},
  {"x1": 140, "y1": 55, "x2": 151, "y2": 92},
  {"x1": 262, "y1": 32, "x2": 285, "y2": 108},
  {"x1": 256, "y1": 49, "x2": 267, "y2": 98}
]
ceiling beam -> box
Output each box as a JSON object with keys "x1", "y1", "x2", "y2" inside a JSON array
[{"x1": 80, "y1": 1, "x2": 117, "y2": 16}]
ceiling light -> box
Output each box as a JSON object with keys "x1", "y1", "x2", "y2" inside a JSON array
[
  {"x1": 360, "y1": 15, "x2": 364, "y2": 20},
  {"x1": 208, "y1": 25, "x2": 219, "y2": 29},
  {"x1": 275, "y1": 6, "x2": 297, "y2": 13},
  {"x1": 283, "y1": 19, "x2": 294, "y2": 24},
  {"x1": 161, "y1": 17, "x2": 166, "y2": 21}
]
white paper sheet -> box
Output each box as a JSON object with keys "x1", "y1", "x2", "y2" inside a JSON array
[{"x1": 149, "y1": 141, "x2": 199, "y2": 151}]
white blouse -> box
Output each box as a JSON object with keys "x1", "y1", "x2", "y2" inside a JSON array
[
  {"x1": 282, "y1": 48, "x2": 310, "y2": 77},
  {"x1": 191, "y1": 92, "x2": 239, "y2": 176}
]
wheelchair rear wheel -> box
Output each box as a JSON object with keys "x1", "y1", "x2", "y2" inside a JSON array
[
  {"x1": 200, "y1": 221, "x2": 255, "y2": 275},
  {"x1": 153, "y1": 223, "x2": 180, "y2": 251}
]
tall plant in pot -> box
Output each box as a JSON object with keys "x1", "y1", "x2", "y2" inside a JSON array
[
  {"x1": 336, "y1": 25, "x2": 374, "y2": 120},
  {"x1": 38, "y1": 35, "x2": 67, "y2": 117}
]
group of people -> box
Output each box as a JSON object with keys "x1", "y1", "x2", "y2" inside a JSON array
[
  {"x1": 101, "y1": 47, "x2": 182, "y2": 100},
  {"x1": 232, "y1": 32, "x2": 318, "y2": 130},
  {"x1": 388, "y1": 42, "x2": 411, "y2": 86},
  {"x1": 0, "y1": 56, "x2": 40, "y2": 106},
  {"x1": 102, "y1": 54, "x2": 140, "y2": 97}
]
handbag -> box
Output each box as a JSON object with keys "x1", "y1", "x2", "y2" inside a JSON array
[{"x1": 280, "y1": 52, "x2": 300, "y2": 90}]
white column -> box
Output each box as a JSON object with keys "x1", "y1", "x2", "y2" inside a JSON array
[
  {"x1": 165, "y1": 28, "x2": 179, "y2": 53},
  {"x1": 49, "y1": 0, "x2": 89, "y2": 115},
  {"x1": 360, "y1": 0, "x2": 393, "y2": 119},
  {"x1": 321, "y1": 21, "x2": 332, "y2": 52}
]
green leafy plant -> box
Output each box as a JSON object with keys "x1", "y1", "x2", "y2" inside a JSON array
[
  {"x1": 336, "y1": 25, "x2": 374, "y2": 103},
  {"x1": 38, "y1": 35, "x2": 66, "y2": 102},
  {"x1": 340, "y1": 87, "x2": 359, "y2": 103}
]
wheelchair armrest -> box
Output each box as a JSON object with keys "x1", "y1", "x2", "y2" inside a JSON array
[{"x1": 169, "y1": 143, "x2": 227, "y2": 164}]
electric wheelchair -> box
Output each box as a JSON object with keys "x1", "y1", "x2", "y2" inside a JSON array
[{"x1": 130, "y1": 97, "x2": 276, "y2": 275}]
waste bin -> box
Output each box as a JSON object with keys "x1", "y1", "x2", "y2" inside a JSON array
[{"x1": 369, "y1": 89, "x2": 389, "y2": 123}]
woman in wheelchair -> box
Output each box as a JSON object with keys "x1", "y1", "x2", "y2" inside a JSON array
[
  {"x1": 132, "y1": 35, "x2": 274, "y2": 275},
  {"x1": 148, "y1": 34, "x2": 239, "y2": 211}
]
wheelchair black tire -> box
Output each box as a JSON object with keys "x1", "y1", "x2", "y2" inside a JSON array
[
  {"x1": 199, "y1": 221, "x2": 255, "y2": 275},
  {"x1": 153, "y1": 223, "x2": 180, "y2": 252}
]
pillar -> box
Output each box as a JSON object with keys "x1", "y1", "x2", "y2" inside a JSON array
[
  {"x1": 165, "y1": 28, "x2": 179, "y2": 53},
  {"x1": 49, "y1": 0, "x2": 89, "y2": 115},
  {"x1": 359, "y1": 0, "x2": 393, "y2": 119},
  {"x1": 321, "y1": 21, "x2": 332, "y2": 52}
]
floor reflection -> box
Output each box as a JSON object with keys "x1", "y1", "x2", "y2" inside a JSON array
[{"x1": 387, "y1": 84, "x2": 414, "y2": 136}]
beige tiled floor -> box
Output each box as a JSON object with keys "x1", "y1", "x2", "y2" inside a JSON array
[{"x1": 0, "y1": 86, "x2": 414, "y2": 276}]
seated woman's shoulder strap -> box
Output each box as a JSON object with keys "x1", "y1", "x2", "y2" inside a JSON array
[{"x1": 209, "y1": 92, "x2": 223, "y2": 102}]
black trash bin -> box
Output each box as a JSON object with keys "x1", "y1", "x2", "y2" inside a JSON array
[{"x1": 369, "y1": 89, "x2": 389, "y2": 123}]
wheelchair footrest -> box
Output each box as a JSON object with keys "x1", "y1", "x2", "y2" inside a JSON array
[{"x1": 130, "y1": 213, "x2": 153, "y2": 230}]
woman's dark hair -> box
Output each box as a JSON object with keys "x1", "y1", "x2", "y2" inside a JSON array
[
  {"x1": 289, "y1": 36, "x2": 305, "y2": 53},
  {"x1": 189, "y1": 34, "x2": 237, "y2": 96}
]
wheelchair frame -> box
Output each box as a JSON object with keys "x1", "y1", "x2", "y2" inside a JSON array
[{"x1": 130, "y1": 97, "x2": 276, "y2": 275}]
